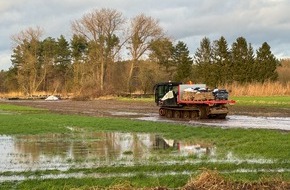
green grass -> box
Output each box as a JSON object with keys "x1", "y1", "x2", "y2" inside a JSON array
[
  {"x1": 232, "y1": 96, "x2": 290, "y2": 107},
  {"x1": 1, "y1": 103, "x2": 290, "y2": 189},
  {"x1": 0, "y1": 175, "x2": 189, "y2": 189},
  {"x1": 2, "y1": 170, "x2": 290, "y2": 189},
  {"x1": 116, "y1": 95, "x2": 290, "y2": 109},
  {"x1": 1, "y1": 103, "x2": 290, "y2": 159},
  {"x1": 117, "y1": 96, "x2": 154, "y2": 102},
  {"x1": 116, "y1": 95, "x2": 290, "y2": 108},
  {"x1": 0, "y1": 104, "x2": 42, "y2": 111}
]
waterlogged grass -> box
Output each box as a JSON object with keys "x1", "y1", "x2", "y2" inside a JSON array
[
  {"x1": 3, "y1": 161, "x2": 290, "y2": 178},
  {"x1": 1, "y1": 107, "x2": 290, "y2": 159},
  {"x1": 1, "y1": 104, "x2": 290, "y2": 159},
  {"x1": 1, "y1": 103, "x2": 290, "y2": 189},
  {"x1": 2, "y1": 170, "x2": 290, "y2": 189},
  {"x1": 1, "y1": 175, "x2": 189, "y2": 189},
  {"x1": 233, "y1": 96, "x2": 290, "y2": 107}
]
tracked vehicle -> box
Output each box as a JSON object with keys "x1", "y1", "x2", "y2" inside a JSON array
[{"x1": 154, "y1": 81, "x2": 235, "y2": 119}]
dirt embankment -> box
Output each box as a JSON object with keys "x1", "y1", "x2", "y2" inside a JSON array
[{"x1": 2, "y1": 99, "x2": 290, "y2": 118}]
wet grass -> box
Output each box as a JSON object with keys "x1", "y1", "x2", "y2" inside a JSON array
[
  {"x1": 233, "y1": 96, "x2": 290, "y2": 107},
  {"x1": 1, "y1": 174, "x2": 189, "y2": 189},
  {"x1": 1, "y1": 104, "x2": 290, "y2": 160},
  {"x1": 1, "y1": 110, "x2": 290, "y2": 159},
  {"x1": 1, "y1": 103, "x2": 290, "y2": 189},
  {"x1": 2, "y1": 170, "x2": 290, "y2": 189}
]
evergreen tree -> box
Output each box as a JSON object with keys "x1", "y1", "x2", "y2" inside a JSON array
[
  {"x1": 194, "y1": 37, "x2": 214, "y2": 86},
  {"x1": 255, "y1": 42, "x2": 279, "y2": 82},
  {"x1": 11, "y1": 27, "x2": 43, "y2": 95},
  {"x1": 172, "y1": 41, "x2": 193, "y2": 82},
  {"x1": 3, "y1": 67, "x2": 19, "y2": 92},
  {"x1": 56, "y1": 35, "x2": 71, "y2": 65},
  {"x1": 212, "y1": 36, "x2": 231, "y2": 85},
  {"x1": 70, "y1": 35, "x2": 89, "y2": 93},
  {"x1": 71, "y1": 34, "x2": 88, "y2": 61},
  {"x1": 149, "y1": 38, "x2": 174, "y2": 73},
  {"x1": 40, "y1": 37, "x2": 57, "y2": 91},
  {"x1": 231, "y1": 37, "x2": 254, "y2": 83},
  {"x1": 246, "y1": 44, "x2": 255, "y2": 82},
  {"x1": 54, "y1": 35, "x2": 72, "y2": 93}
]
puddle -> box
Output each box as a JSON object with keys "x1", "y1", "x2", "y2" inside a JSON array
[
  {"x1": 137, "y1": 115, "x2": 290, "y2": 131},
  {"x1": 190, "y1": 115, "x2": 290, "y2": 130},
  {"x1": 108, "y1": 111, "x2": 155, "y2": 118},
  {"x1": 0, "y1": 131, "x2": 285, "y2": 182},
  {"x1": 0, "y1": 132, "x2": 213, "y2": 172},
  {"x1": 109, "y1": 111, "x2": 141, "y2": 116}
]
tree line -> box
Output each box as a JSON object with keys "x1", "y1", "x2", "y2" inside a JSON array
[{"x1": 0, "y1": 8, "x2": 279, "y2": 97}]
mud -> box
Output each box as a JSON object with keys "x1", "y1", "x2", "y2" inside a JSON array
[{"x1": 2, "y1": 99, "x2": 290, "y2": 130}]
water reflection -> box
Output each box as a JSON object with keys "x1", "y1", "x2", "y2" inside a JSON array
[
  {"x1": 154, "y1": 135, "x2": 215, "y2": 157},
  {"x1": 0, "y1": 132, "x2": 214, "y2": 172}
]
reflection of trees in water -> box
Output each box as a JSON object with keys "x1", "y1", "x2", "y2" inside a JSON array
[
  {"x1": 13, "y1": 133, "x2": 214, "y2": 164},
  {"x1": 14, "y1": 134, "x2": 70, "y2": 161},
  {"x1": 153, "y1": 135, "x2": 215, "y2": 157},
  {"x1": 14, "y1": 132, "x2": 213, "y2": 162},
  {"x1": 154, "y1": 135, "x2": 178, "y2": 149},
  {"x1": 13, "y1": 132, "x2": 156, "y2": 162}
]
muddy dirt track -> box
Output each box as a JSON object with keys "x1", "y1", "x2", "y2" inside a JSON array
[{"x1": 2, "y1": 99, "x2": 290, "y2": 130}]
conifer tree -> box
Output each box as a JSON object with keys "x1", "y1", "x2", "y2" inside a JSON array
[
  {"x1": 149, "y1": 38, "x2": 174, "y2": 72},
  {"x1": 255, "y1": 42, "x2": 279, "y2": 82},
  {"x1": 245, "y1": 44, "x2": 255, "y2": 82},
  {"x1": 172, "y1": 41, "x2": 193, "y2": 82},
  {"x1": 194, "y1": 37, "x2": 213, "y2": 85},
  {"x1": 40, "y1": 37, "x2": 57, "y2": 91},
  {"x1": 70, "y1": 35, "x2": 89, "y2": 93},
  {"x1": 212, "y1": 36, "x2": 231, "y2": 85},
  {"x1": 231, "y1": 37, "x2": 254, "y2": 83},
  {"x1": 54, "y1": 35, "x2": 72, "y2": 93}
]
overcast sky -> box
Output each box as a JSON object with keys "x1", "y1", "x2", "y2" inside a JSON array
[{"x1": 1, "y1": 0, "x2": 290, "y2": 70}]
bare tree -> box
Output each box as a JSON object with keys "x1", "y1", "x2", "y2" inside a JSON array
[
  {"x1": 71, "y1": 8, "x2": 126, "y2": 92},
  {"x1": 126, "y1": 14, "x2": 164, "y2": 92},
  {"x1": 11, "y1": 26, "x2": 44, "y2": 95}
]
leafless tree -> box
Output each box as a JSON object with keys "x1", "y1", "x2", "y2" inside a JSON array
[
  {"x1": 71, "y1": 8, "x2": 126, "y2": 92},
  {"x1": 11, "y1": 26, "x2": 44, "y2": 95},
  {"x1": 126, "y1": 14, "x2": 164, "y2": 92}
]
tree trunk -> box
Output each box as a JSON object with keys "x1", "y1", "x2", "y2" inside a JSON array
[{"x1": 127, "y1": 60, "x2": 135, "y2": 93}]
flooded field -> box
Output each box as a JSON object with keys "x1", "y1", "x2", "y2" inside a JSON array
[
  {"x1": 137, "y1": 114, "x2": 290, "y2": 131},
  {"x1": 0, "y1": 131, "x2": 214, "y2": 173},
  {"x1": 1, "y1": 99, "x2": 290, "y2": 185}
]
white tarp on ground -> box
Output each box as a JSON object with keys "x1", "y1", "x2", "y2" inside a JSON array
[{"x1": 45, "y1": 95, "x2": 59, "y2": 101}]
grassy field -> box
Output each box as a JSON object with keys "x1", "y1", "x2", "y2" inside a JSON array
[
  {"x1": 117, "y1": 94, "x2": 290, "y2": 107},
  {"x1": 0, "y1": 103, "x2": 290, "y2": 189},
  {"x1": 233, "y1": 96, "x2": 290, "y2": 107}
]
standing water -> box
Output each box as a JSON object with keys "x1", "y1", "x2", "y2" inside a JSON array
[{"x1": 0, "y1": 132, "x2": 214, "y2": 172}]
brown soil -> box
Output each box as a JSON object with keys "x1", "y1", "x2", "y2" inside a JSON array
[
  {"x1": 1, "y1": 99, "x2": 157, "y2": 118},
  {"x1": 2, "y1": 99, "x2": 290, "y2": 118},
  {"x1": 230, "y1": 105, "x2": 290, "y2": 117}
]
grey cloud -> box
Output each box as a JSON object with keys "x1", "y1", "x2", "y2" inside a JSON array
[{"x1": 1, "y1": 0, "x2": 290, "y2": 70}]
